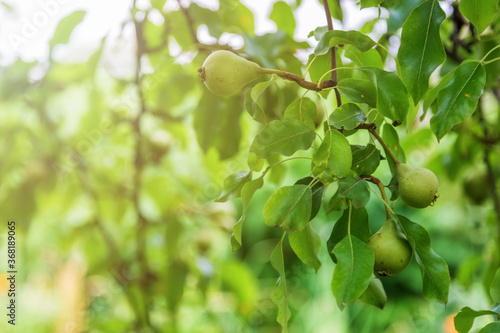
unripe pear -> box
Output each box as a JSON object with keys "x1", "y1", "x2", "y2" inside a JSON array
[
  {"x1": 367, "y1": 219, "x2": 412, "y2": 277},
  {"x1": 463, "y1": 170, "x2": 489, "y2": 205},
  {"x1": 199, "y1": 50, "x2": 263, "y2": 96},
  {"x1": 396, "y1": 163, "x2": 438, "y2": 208}
]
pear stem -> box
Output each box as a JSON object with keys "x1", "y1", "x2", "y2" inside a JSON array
[
  {"x1": 368, "y1": 127, "x2": 401, "y2": 166},
  {"x1": 363, "y1": 175, "x2": 392, "y2": 219},
  {"x1": 377, "y1": 182, "x2": 391, "y2": 220},
  {"x1": 260, "y1": 68, "x2": 336, "y2": 91}
]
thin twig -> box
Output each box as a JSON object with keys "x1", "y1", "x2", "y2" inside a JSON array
[
  {"x1": 478, "y1": 103, "x2": 500, "y2": 247},
  {"x1": 132, "y1": 8, "x2": 153, "y2": 328},
  {"x1": 177, "y1": 0, "x2": 199, "y2": 44},
  {"x1": 147, "y1": 109, "x2": 185, "y2": 122},
  {"x1": 362, "y1": 175, "x2": 391, "y2": 219},
  {"x1": 368, "y1": 127, "x2": 400, "y2": 166},
  {"x1": 354, "y1": 122, "x2": 377, "y2": 130},
  {"x1": 145, "y1": 14, "x2": 170, "y2": 53},
  {"x1": 26, "y1": 91, "x2": 129, "y2": 290},
  {"x1": 484, "y1": 149, "x2": 500, "y2": 239},
  {"x1": 321, "y1": 0, "x2": 342, "y2": 107}
]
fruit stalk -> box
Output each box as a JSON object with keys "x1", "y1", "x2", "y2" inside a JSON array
[
  {"x1": 368, "y1": 127, "x2": 400, "y2": 166},
  {"x1": 259, "y1": 68, "x2": 335, "y2": 91},
  {"x1": 376, "y1": 180, "x2": 391, "y2": 220},
  {"x1": 363, "y1": 175, "x2": 392, "y2": 220}
]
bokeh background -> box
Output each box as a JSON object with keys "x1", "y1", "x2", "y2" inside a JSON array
[{"x1": 0, "y1": 0, "x2": 499, "y2": 332}]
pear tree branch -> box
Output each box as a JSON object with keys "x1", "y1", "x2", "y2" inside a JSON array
[
  {"x1": 478, "y1": 103, "x2": 500, "y2": 246},
  {"x1": 367, "y1": 126, "x2": 400, "y2": 166},
  {"x1": 321, "y1": 0, "x2": 342, "y2": 107}
]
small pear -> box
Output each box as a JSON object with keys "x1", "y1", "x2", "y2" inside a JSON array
[
  {"x1": 463, "y1": 170, "x2": 489, "y2": 205},
  {"x1": 367, "y1": 219, "x2": 412, "y2": 277},
  {"x1": 396, "y1": 163, "x2": 438, "y2": 208},
  {"x1": 199, "y1": 50, "x2": 263, "y2": 96}
]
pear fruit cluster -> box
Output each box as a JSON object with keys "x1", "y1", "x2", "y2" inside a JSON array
[
  {"x1": 367, "y1": 218, "x2": 412, "y2": 277},
  {"x1": 198, "y1": 50, "x2": 263, "y2": 96},
  {"x1": 396, "y1": 163, "x2": 438, "y2": 208}
]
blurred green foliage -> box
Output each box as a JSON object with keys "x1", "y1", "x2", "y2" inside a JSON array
[{"x1": 0, "y1": 0, "x2": 499, "y2": 332}]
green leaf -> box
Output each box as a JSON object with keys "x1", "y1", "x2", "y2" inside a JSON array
[
  {"x1": 270, "y1": 1, "x2": 296, "y2": 37},
  {"x1": 166, "y1": 259, "x2": 188, "y2": 312},
  {"x1": 382, "y1": 123, "x2": 406, "y2": 175},
  {"x1": 245, "y1": 80, "x2": 276, "y2": 123},
  {"x1": 216, "y1": 171, "x2": 252, "y2": 202},
  {"x1": 327, "y1": 171, "x2": 371, "y2": 212},
  {"x1": 1, "y1": 1, "x2": 13, "y2": 11},
  {"x1": 337, "y1": 79, "x2": 377, "y2": 108},
  {"x1": 169, "y1": 10, "x2": 192, "y2": 49},
  {"x1": 315, "y1": 30, "x2": 376, "y2": 56},
  {"x1": 220, "y1": 261, "x2": 259, "y2": 310},
  {"x1": 268, "y1": 155, "x2": 287, "y2": 184},
  {"x1": 284, "y1": 97, "x2": 317, "y2": 129},
  {"x1": 490, "y1": 268, "x2": 500, "y2": 303},
  {"x1": 343, "y1": 46, "x2": 384, "y2": 68},
  {"x1": 362, "y1": 67, "x2": 409, "y2": 123},
  {"x1": 479, "y1": 322, "x2": 500, "y2": 333},
  {"x1": 247, "y1": 152, "x2": 264, "y2": 172},
  {"x1": 295, "y1": 177, "x2": 324, "y2": 221},
  {"x1": 195, "y1": 91, "x2": 243, "y2": 159},
  {"x1": 459, "y1": 0, "x2": 498, "y2": 34},
  {"x1": 430, "y1": 61, "x2": 486, "y2": 142},
  {"x1": 263, "y1": 185, "x2": 312, "y2": 233},
  {"x1": 231, "y1": 176, "x2": 264, "y2": 251},
  {"x1": 454, "y1": 307, "x2": 499, "y2": 333},
  {"x1": 351, "y1": 144, "x2": 381, "y2": 175},
  {"x1": 312, "y1": 130, "x2": 352, "y2": 180},
  {"x1": 289, "y1": 224, "x2": 322, "y2": 272},
  {"x1": 327, "y1": 206, "x2": 371, "y2": 263},
  {"x1": 386, "y1": 0, "x2": 427, "y2": 32},
  {"x1": 397, "y1": 215, "x2": 450, "y2": 304},
  {"x1": 331, "y1": 208, "x2": 374, "y2": 310},
  {"x1": 307, "y1": 53, "x2": 331, "y2": 83},
  {"x1": 49, "y1": 11, "x2": 87, "y2": 50},
  {"x1": 250, "y1": 120, "x2": 316, "y2": 158},
  {"x1": 422, "y1": 69, "x2": 453, "y2": 117},
  {"x1": 166, "y1": 218, "x2": 183, "y2": 258},
  {"x1": 220, "y1": 1, "x2": 255, "y2": 34},
  {"x1": 398, "y1": 0, "x2": 446, "y2": 103},
  {"x1": 388, "y1": 174, "x2": 399, "y2": 201},
  {"x1": 189, "y1": 4, "x2": 224, "y2": 39},
  {"x1": 309, "y1": 26, "x2": 329, "y2": 41},
  {"x1": 329, "y1": 103, "x2": 367, "y2": 130},
  {"x1": 360, "y1": 277, "x2": 387, "y2": 309},
  {"x1": 151, "y1": 0, "x2": 167, "y2": 10},
  {"x1": 324, "y1": 0, "x2": 343, "y2": 22},
  {"x1": 270, "y1": 238, "x2": 290, "y2": 332},
  {"x1": 361, "y1": 0, "x2": 383, "y2": 8}
]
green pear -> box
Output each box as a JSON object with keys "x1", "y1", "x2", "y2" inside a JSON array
[
  {"x1": 396, "y1": 163, "x2": 438, "y2": 208},
  {"x1": 463, "y1": 170, "x2": 489, "y2": 205},
  {"x1": 367, "y1": 218, "x2": 412, "y2": 277},
  {"x1": 199, "y1": 50, "x2": 263, "y2": 96},
  {"x1": 360, "y1": 277, "x2": 387, "y2": 309}
]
